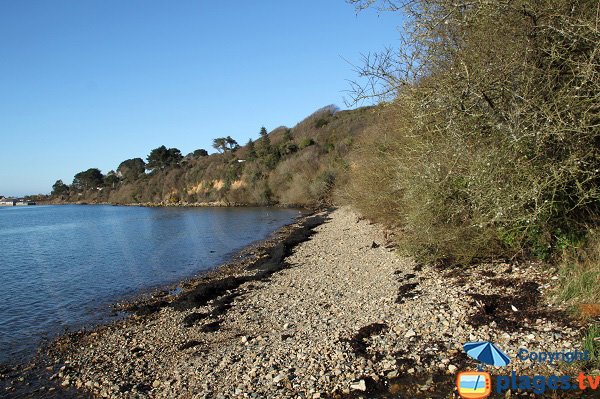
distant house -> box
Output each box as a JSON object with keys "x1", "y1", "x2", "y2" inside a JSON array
[
  {"x1": 0, "y1": 198, "x2": 17, "y2": 206},
  {"x1": 0, "y1": 198, "x2": 36, "y2": 206}
]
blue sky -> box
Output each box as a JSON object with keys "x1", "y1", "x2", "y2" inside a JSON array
[{"x1": 0, "y1": 1, "x2": 400, "y2": 196}]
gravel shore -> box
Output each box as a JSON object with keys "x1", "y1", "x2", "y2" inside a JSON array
[{"x1": 3, "y1": 207, "x2": 591, "y2": 398}]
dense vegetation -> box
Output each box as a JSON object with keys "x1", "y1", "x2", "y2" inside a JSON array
[
  {"x1": 50, "y1": 0, "x2": 598, "y2": 325},
  {"x1": 342, "y1": 0, "x2": 599, "y2": 320},
  {"x1": 51, "y1": 105, "x2": 376, "y2": 206}
]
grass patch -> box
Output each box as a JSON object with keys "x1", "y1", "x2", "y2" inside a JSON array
[
  {"x1": 582, "y1": 323, "x2": 600, "y2": 370},
  {"x1": 557, "y1": 233, "x2": 600, "y2": 316}
]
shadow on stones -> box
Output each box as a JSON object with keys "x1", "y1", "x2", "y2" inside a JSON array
[
  {"x1": 341, "y1": 323, "x2": 388, "y2": 361},
  {"x1": 396, "y1": 283, "x2": 419, "y2": 304},
  {"x1": 178, "y1": 340, "x2": 202, "y2": 350},
  {"x1": 468, "y1": 281, "x2": 568, "y2": 332}
]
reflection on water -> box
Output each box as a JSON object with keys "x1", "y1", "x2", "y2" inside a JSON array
[{"x1": 0, "y1": 205, "x2": 299, "y2": 363}]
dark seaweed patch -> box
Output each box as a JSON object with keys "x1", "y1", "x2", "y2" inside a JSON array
[
  {"x1": 468, "y1": 281, "x2": 568, "y2": 332},
  {"x1": 200, "y1": 321, "x2": 221, "y2": 333},
  {"x1": 178, "y1": 340, "x2": 202, "y2": 350},
  {"x1": 182, "y1": 312, "x2": 210, "y2": 327},
  {"x1": 396, "y1": 283, "x2": 419, "y2": 304},
  {"x1": 487, "y1": 278, "x2": 515, "y2": 288},
  {"x1": 341, "y1": 323, "x2": 388, "y2": 360}
]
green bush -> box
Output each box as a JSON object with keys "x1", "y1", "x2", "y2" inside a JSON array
[
  {"x1": 344, "y1": 0, "x2": 600, "y2": 264},
  {"x1": 299, "y1": 137, "x2": 315, "y2": 149}
]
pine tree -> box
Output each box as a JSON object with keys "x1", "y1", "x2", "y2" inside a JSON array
[
  {"x1": 259, "y1": 126, "x2": 271, "y2": 150},
  {"x1": 246, "y1": 139, "x2": 257, "y2": 159}
]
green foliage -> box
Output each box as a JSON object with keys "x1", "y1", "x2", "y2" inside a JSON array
[
  {"x1": 282, "y1": 128, "x2": 293, "y2": 142},
  {"x1": 117, "y1": 158, "x2": 146, "y2": 181},
  {"x1": 345, "y1": 0, "x2": 600, "y2": 264},
  {"x1": 51, "y1": 180, "x2": 69, "y2": 196},
  {"x1": 245, "y1": 139, "x2": 257, "y2": 160},
  {"x1": 52, "y1": 105, "x2": 377, "y2": 206},
  {"x1": 193, "y1": 149, "x2": 208, "y2": 157},
  {"x1": 299, "y1": 137, "x2": 315, "y2": 149},
  {"x1": 212, "y1": 136, "x2": 240, "y2": 153},
  {"x1": 103, "y1": 171, "x2": 120, "y2": 188},
  {"x1": 311, "y1": 170, "x2": 336, "y2": 203},
  {"x1": 72, "y1": 168, "x2": 104, "y2": 191},
  {"x1": 257, "y1": 126, "x2": 272, "y2": 157},
  {"x1": 557, "y1": 233, "x2": 600, "y2": 309},
  {"x1": 314, "y1": 118, "x2": 329, "y2": 129},
  {"x1": 582, "y1": 323, "x2": 600, "y2": 369},
  {"x1": 279, "y1": 142, "x2": 299, "y2": 156},
  {"x1": 146, "y1": 146, "x2": 183, "y2": 172}
]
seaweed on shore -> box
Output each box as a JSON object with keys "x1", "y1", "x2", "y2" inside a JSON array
[
  {"x1": 467, "y1": 281, "x2": 569, "y2": 332},
  {"x1": 341, "y1": 322, "x2": 389, "y2": 360},
  {"x1": 124, "y1": 212, "x2": 329, "y2": 318}
]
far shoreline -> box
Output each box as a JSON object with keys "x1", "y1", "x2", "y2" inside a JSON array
[{"x1": 38, "y1": 199, "x2": 316, "y2": 210}]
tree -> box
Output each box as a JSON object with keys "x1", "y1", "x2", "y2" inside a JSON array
[
  {"x1": 259, "y1": 126, "x2": 270, "y2": 148},
  {"x1": 212, "y1": 138, "x2": 227, "y2": 153},
  {"x1": 246, "y1": 139, "x2": 257, "y2": 160},
  {"x1": 212, "y1": 136, "x2": 240, "y2": 153},
  {"x1": 104, "y1": 171, "x2": 120, "y2": 188},
  {"x1": 146, "y1": 146, "x2": 183, "y2": 172},
  {"x1": 117, "y1": 158, "x2": 146, "y2": 181},
  {"x1": 225, "y1": 136, "x2": 240, "y2": 151},
  {"x1": 51, "y1": 180, "x2": 69, "y2": 196},
  {"x1": 258, "y1": 126, "x2": 272, "y2": 157},
  {"x1": 193, "y1": 149, "x2": 209, "y2": 157},
  {"x1": 72, "y1": 168, "x2": 104, "y2": 191},
  {"x1": 283, "y1": 128, "x2": 293, "y2": 142}
]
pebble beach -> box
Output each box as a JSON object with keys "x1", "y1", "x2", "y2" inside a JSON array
[{"x1": 2, "y1": 207, "x2": 592, "y2": 398}]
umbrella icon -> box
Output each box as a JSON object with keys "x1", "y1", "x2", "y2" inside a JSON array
[{"x1": 463, "y1": 341, "x2": 511, "y2": 367}]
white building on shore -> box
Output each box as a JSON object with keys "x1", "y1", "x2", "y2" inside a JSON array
[{"x1": 0, "y1": 198, "x2": 36, "y2": 206}]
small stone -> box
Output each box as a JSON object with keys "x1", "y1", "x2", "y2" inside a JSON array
[
  {"x1": 152, "y1": 380, "x2": 161, "y2": 388},
  {"x1": 404, "y1": 329, "x2": 416, "y2": 338},
  {"x1": 350, "y1": 380, "x2": 366, "y2": 391},
  {"x1": 386, "y1": 370, "x2": 398, "y2": 378},
  {"x1": 448, "y1": 364, "x2": 457, "y2": 373}
]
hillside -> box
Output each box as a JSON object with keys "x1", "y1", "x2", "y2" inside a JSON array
[{"x1": 50, "y1": 105, "x2": 377, "y2": 207}]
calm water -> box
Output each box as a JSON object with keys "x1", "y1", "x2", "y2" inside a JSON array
[{"x1": 0, "y1": 205, "x2": 299, "y2": 364}]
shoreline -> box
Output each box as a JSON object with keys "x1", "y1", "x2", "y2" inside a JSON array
[
  {"x1": 40, "y1": 200, "x2": 314, "y2": 209},
  {"x1": 1, "y1": 207, "x2": 595, "y2": 398},
  {"x1": 0, "y1": 209, "x2": 328, "y2": 398}
]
